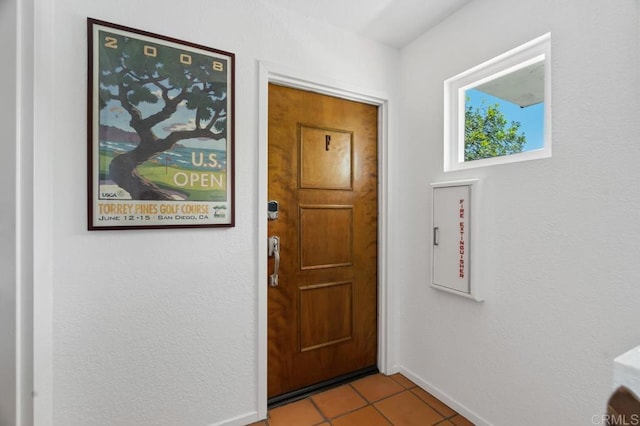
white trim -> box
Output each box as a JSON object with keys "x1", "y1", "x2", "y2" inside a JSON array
[
  {"x1": 444, "y1": 33, "x2": 552, "y2": 172},
  {"x1": 257, "y1": 64, "x2": 269, "y2": 420},
  {"x1": 33, "y1": 0, "x2": 54, "y2": 424},
  {"x1": 257, "y1": 61, "x2": 394, "y2": 419},
  {"x1": 16, "y1": 0, "x2": 35, "y2": 424},
  {"x1": 15, "y1": 0, "x2": 23, "y2": 421}
]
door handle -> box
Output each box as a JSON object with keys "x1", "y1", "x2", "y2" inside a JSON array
[{"x1": 268, "y1": 236, "x2": 280, "y2": 287}]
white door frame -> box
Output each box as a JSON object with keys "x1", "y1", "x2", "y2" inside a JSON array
[{"x1": 257, "y1": 61, "x2": 395, "y2": 418}]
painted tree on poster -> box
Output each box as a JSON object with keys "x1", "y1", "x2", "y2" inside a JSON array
[{"x1": 98, "y1": 31, "x2": 229, "y2": 200}]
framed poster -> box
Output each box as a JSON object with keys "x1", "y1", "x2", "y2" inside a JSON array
[{"x1": 87, "y1": 18, "x2": 235, "y2": 230}]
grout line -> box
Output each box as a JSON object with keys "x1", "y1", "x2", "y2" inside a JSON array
[
  {"x1": 319, "y1": 384, "x2": 371, "y2": 421},
  {"x1": 349, "y1": 379, "x2": 409, "y2": 405},
  {"x1": 366, "y1": 387, "x2": 409, "y2": 405},
  {"x1": 388, "y1": 373, "x2": 418, "y2": 390},
  {"x1": 370, "y1": 399, "x2": 395, "y2": 425},
  {"x1": 409, "y1": 387, "x2": 459, "y2": 419},
  {"x1": 372, "y1": 389, "x2": 450, "y2": 426},
  {"x1": 347, "y1": 382, "x2": 369, "y2": 403},
  {"x1": 434, "y1": 414, "x2": 466, "y2": 425},
  {"x1": 309, "y1": 383, "x2": 374, "y2": 423},
  {"x1": 264, "y1": 374, "x2": 461, "y2": 426},
  {"x1": 307, "y1": 396, "x2": 328, "y2": 424}
]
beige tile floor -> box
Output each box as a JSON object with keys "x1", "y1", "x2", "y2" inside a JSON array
[{"x1": 249, "y1": 373, "x2": 474, "y2": 426}]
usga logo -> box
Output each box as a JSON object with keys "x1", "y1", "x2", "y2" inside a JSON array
[{"x1": 100, "y1": 189, "x2": 128, "y2": 199}]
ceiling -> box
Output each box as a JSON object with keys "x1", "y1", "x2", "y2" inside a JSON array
[{"x1": 263, "y1": 0, "x2": 472, "y2": 48}]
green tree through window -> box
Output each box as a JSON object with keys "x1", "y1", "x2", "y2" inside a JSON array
[{"x1": 464, "y1": 99, "x2": 526, "y2": 161}]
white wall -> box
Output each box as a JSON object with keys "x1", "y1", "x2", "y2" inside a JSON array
[
  {"x1": 397, "y1": 0, "x2": 640, "y2": 425},
  {"x1": 34, "y1": 1, "x2": 399, "y2": 425},
  {"x1": 30, "y1": 0, "x2": 640, "y2": 424}
]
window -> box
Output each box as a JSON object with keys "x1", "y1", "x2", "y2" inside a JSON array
[{"x1": 444, "y1": 33, "x2": 551, "y2": 171}]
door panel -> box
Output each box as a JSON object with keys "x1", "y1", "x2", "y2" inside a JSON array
[
  {"x1": 299, "y1": 281, "x2": 353, "y2": 352},
  {"x1": 299, "y1": 125, "x2": 353, "y2": 190},
  {"x1": 299, "y1": 205, "x2": 353, "y2": 269},
  {"x1": 268, "y1": 84, "x2": 378, "y2": 398}
]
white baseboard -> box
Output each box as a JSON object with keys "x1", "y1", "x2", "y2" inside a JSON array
[
  {"x1": 398, "y1": 366, "x2": 493, "y2": 426},
  {"x1": 208, "y1": 411, "x2": 260, "y2": 426}
]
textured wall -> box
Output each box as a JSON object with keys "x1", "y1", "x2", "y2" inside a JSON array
[
  {"x1": 37, "y1": 1, "x2": 399, "y2": 425},
  {"x1": 397, "y1": 0, "x2": 640, "y2": 424},
  {"x1": 32, "y1": 0, "x2": 640, "y2": 424}
]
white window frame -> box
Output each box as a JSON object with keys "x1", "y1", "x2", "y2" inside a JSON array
[{"x1": 444, "y1": 33, "x2": 552, "y2": 172}]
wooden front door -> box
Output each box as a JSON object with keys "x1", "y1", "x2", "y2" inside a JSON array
[{"x1": 267, "y1": 84, "x2": 378, "y2": 398}]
